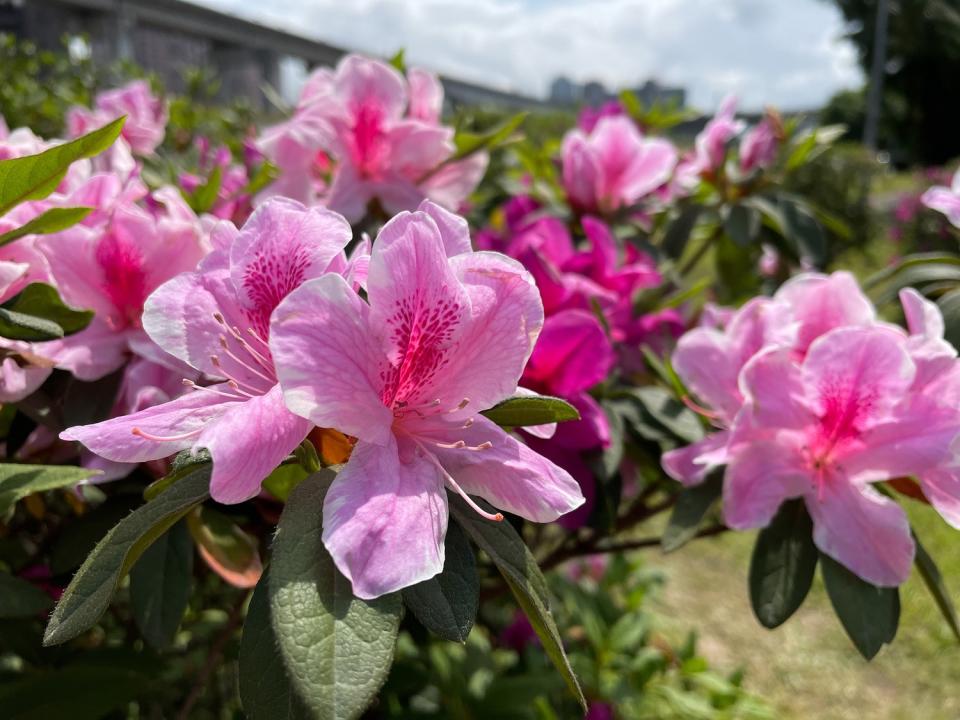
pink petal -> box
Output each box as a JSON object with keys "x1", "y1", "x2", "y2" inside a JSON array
[
  {"x1": 561, "y1": 130, "x2": 599, "y2": 210},
  {"x1": 200, "y1": 385, "x2": 311, "y2": 504},
  {"x1": 803, "y1": 326, "x2": 914, "y2": 434},
  {"x1": 33, "y1": 317, "x2": 131, "y2": 381},
  {"x1": 37, "y1": 225, "x2": 116, "y2": 318},
  {"x1": 662, "y1": 431, "x2": 731, "y2": 486},
  {"x1": 0, "y1": 357, "x2": 50, "y2": 403},
  {"x1": 671, "y1": 327, "x2": 742, "y2": 421},
  {"x1": 386, "y1": 120, "x2": 452, "y2": 175},
  {"x1": 523, "y1": 309, "x2": 614, "y2": 397},
  {"x1": 900, "y1": 287, "x2": 945, "y2": 339},
  {"x1": 807, "y1": 480, "x2": 915, "y2": 587},
  {"x1": 919, "y1": 467, "x2": 960, "y2": 529},
  {"x1": 323, "y1": 436, "x2": 448, "y2": 599},
  {"x1": 420, "y1": 152, "x2": 488, "y2": 211},
  {"x1": 270, "y1": 274, "x2": 393, "y2": 445},
  {"x1": 723, "y1": 437, "x2": 809, "y2": 529},
  {"x1": 407, "y1": 67, "x2": 443, "y2": 123},
  {"x1": 426, "y1": 416, "x2": 584, "y2": 522},
  {"x1": 229, "y1": 197, "x2": 351, "y2": 336},
  {"x1": 323, "y1": 164, "x2": 373, "y2": 224},
  {"x1": 775, "y1": 272, "x2": 876, "y2": 353},
  {"x1": 416, "y1": 199, "x2": 473, "y2": 257},
  {"x1": 738, "y1": 348, "x2": 816, "y2": 430},
  {"x1": 60, "y1": 388, "x2": 232, "y2": 463},
  {"x1": 334, "y1": 55, "x2": 407, "y2": 124}
]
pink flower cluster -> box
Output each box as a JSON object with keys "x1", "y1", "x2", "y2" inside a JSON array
[
  {"x1": 664, "y1": 272, "x2": 960, "y2": 586},
  {"x1": 258, "y1": 55, "x2": 487, "y2": 222}
]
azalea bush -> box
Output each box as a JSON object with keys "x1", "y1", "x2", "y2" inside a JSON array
[{"x1": 1, "y1": 42, "x2": 960, "y2": 719}]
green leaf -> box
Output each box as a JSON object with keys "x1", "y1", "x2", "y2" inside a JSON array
[
  {"x1": 62, "y1": 368, "x2": 124, "y2": 428},
  {"x1": 662, "y1": 205, "x2": 702, "y2": 260},
  {"x1": 938, "y1": 288, "x2": 960, "y2": 350},
  {"x1": 778, "y1": 197, "x2": 826, "y2": 267},
  {"x1": 0, "y1": 116, "x2": 125, "y2": 215},
  {"x1": 388, "y1": 48, "x2": 406, "y2": 72},
  {"x1": 626, "y1": 387, "x2": 703, "y2": 443},
  {"x1": 748, "y1": 499, "x2": 818, "y2": 628},
  {"x1": 449, "y1": 495, "x2": 587, "y2": 711},
  {"x1": 49, "y1": 495, "x2": 140, "y2": 574},
  {"x1": 820, "y1": 552, "x2": 899, "y2": 660},
  {"x1": 481, "y1": 394, "x2": 580, "y2": 427},
  {"x1": 43, "y1": 464, "x2": 210, "y2": 646},
  {"x1": 661, "y1": 473, "x2": 723, "y2": 553},
  {"x1": 239, "y1": 575, "x2": 311, "y2": 720},
  {"x1": 187, "y1": 163, "x2": 223, "y2": 213},
  {"x1": 130, "y1": 519, "x2": 194, "y2": 650},
  {"x1": 0, "y1": 463, "x2": 99, "y2": 516},
  {"x1": 0, "y1": 282, "x2": 93, "y2": 340},
  {"x1": 402, "y1": 521, "x2": 478, "y2": 642},
  {"x1": 452, "y1": 112, "x2": 527, "y2": 159},
  {"x1": 0, "y1": 571, "x2": 53, "y2": 618},
  {"x1": 913, "y1": 532, "x2": 960, "y2": 644},
  {"x1": 0, "y1": 206, "x2": 92, "y2": 247},
  {"x1": 262, "y1": 463, "x2": 309, "y2": 501},
  {"x1": 269, "y1": 470, "x2": 401, "y2": 720},
  {"x1": 724, "y1": 203, "x2": 761, "y2": 247}
]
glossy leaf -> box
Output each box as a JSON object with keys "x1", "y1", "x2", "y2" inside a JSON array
[
  {"x1": 239, "y1": 575, "x2": 311, "y2": 720},
  {"x1": 661, "y1": 473, "x2": 722, "y2": 553},
  {"x1": 779, "y1": 197, "x2": 826, "y2": 267},
  {"x1": 820, "y1": 552, "x2": 899, "y2": 660},
  {"x1": 402, "y1": 521, "x2": 478, "y2": 642},
  {"x1": 130, "y1": 519, "x2": 194, "y2": 650},
  {"x1": 269, "y1": 470, "x2": 401, "y2": 720},
  {"x1": 452, "y1": 112, "x2": 527, "y2": 160},
  {"x1": 0, "y1": 463, "x2": 99, "y2": 516},
  {"x1": 662, "y1": 204, "x2": 702, "y2": 260},
  {"x1": 43, "y1": 464, "x2": 210, "y2": 646},
  {"x1": 724, "y1": 203, "x2": 761, "y2": 247},
  {"x1": 450, "y1": 494, "x2": 587, "y2": 711},
  {"x1": 481, "y1": 394, "x2": 579, "y2": 427},
  {"x1": 0, "y1": 282, "x2": 93, "y2": 340},
  {"x1": 187, "y1": 163, "x2": 223, "y2": 214},
  {"x1": 0, "y1": 116, "x2": 125, "y2": 215},
  {"x1": 0, "y1": 206, "x2": 92, "y2": 247},
  {"x1": 748, "y1": 500, "x2": 818, "y2": 628},
  {"x1": 0, "y1": 571, "x2": 53, "y2": 618},
  {"x1": 626, "y1": 387, "x2": 703, "y2": 443}
]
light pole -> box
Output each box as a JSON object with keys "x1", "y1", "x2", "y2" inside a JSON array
[{"x1": 863, "y1": 0, "x2": 891, "y2": 151}]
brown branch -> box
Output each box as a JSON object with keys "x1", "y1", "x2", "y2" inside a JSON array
[{"x1": 176, "y1": 591, "x2": 248, "y2": 720}]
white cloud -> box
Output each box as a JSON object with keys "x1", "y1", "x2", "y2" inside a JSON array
[{"x1": 195, "y1": 0, "x2": 862, "y2": 112}]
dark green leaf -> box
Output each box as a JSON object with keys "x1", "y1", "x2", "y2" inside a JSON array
[
  {"x1": 779, "y1": 197, "x2": 826, "y2": 267},
  {"x1": 626, "y1": 387, "x2": 703, "y2": 443},
  {"x1": 49, "y1": 495, "x2": 140, "y2": 574},
  {"x1": 43, "y1": 464, "x2": 210, "y2": 646},
  {"x1": 662, "y1": 205, "x2": 702, "y2": 260},
  {"x1": 0, "y1": 571, "x2": 53, "y2": 618},
  {"x1": 0, "y1": 116, "x2": 125, "y2": 215},
  {"x1": 820, "y1": 552, "x2": 899, "y2": 660},
  {"x1": 913, "y1": 532, "x2": 960, "y2": 644},
  {"x1": 62, "y1": 368, "x2": 124, "y2": 428},
  {"x1": 187, "y1": 163, "x2": 223, "y2": 214},
  {"x1": 130, "y1": 519, "x2": 194, "y2": 650},
  {"x1": 481, "y1": 394, "x2": 579, "y2": 427},
  {"x1": 661, "y1": 473, "x2": 723, "y2": 553},
  {"x1": 724, "y1": 203, "x2": 761, "y2": 247},
  {"x1": 748, "y1": 500, "x2": 818, "y2": 628},
  {"x1": 0, "y1": 206, "x2": 92, "y2": 247},
  {"x1": 0, "y1": 463, "x2": 99, "y2": 516},
  {"x1": 240, "y1": 574, "x2": 311, "y2": 720},
  {"x1": 402, "y1": 521, "x2": 478, "y2": 642},
  {"x1": 450, "y1": 495, "x2": 587, "y2": 711},
  {"x1": 0, "y1": 282, "x2": 93, "y2": 340},
  {"x1": 269, "y1": 470, "x2": 401, "y2": 720}
]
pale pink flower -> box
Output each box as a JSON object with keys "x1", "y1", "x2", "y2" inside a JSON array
[
  {"x1": 739, "y1": 117, "x2": 779, "y2": 172},
  {"x1": 258, "y1": 55, "x2": 487, "y2": 222},
  {"x1": 694, "y1": 95, "x2": 745, "y2": 173},
  {"x1": 60, "y1": 198, "x2": 358, "y2": 503},
  {"x1": 561, "y1": 116, "x2": 677, "y2": 213},
  {"x1": 67, "y1": 80, "x2": 167, "y2": 156},
  {"x1": 921, "y1": 168, "x2": 960, "y2": 228},
  {"x1": 269, "y1": 200, "x2": 584, "y2": 598}
]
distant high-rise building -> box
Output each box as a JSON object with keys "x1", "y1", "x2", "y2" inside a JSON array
[{"x1": 548, "y1": 75, "x2": 686, "y2": 110}]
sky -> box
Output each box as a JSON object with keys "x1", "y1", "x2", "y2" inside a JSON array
[{"x1": 195, "y1": 0, "x2": 862, "y2": 112}]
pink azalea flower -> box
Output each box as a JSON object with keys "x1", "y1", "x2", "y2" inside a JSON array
[
  {"x1": 268, "y1": 200, "x2": 584, "y2": 598},
  {"x1": 921, "y1": 168, "x2": 960, "y2": 228},
  {"x1": 258, "y1": 55, "x2": 487, "y2": 222},
  {"x1": 60, "y1": 198, "x2": 358, "y2": 503},
  {"x1": 561, "y1": 115, "x2": 677, "y2": 214},
  {"x1": 693, "y1": 95, "x2": 745, "y2": 174},
  {"x1": 577, "y1": 100, "x2": 626, "y2": 133},
  {"x1": 67, "y1": 80, "x2": 167, "y2": 156},
  {"x1": 739, "y1": 117, "x2": 779, "y2": 172},
  {"x1": 33, "y1": 185, "x2": 208, "y2": 380}
]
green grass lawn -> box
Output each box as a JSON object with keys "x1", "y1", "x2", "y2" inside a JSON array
[{"x1": 645, "y1": 500, "x2": 960, "y2": 719}]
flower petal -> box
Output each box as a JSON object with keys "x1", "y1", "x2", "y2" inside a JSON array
[
  {"x1": 522, "y1": 309, "x2": 614, "y2": 397},
  {"x1": 270, "y1": 274, "x2": 393, "y2": 445},
  {"x1": 662, "y1": 431, "x2": 730, "y2": 486},
  {"x1": 425, "y1": 415, "x2": 584, "y2": 522},
  {"x1": 807, "y1": 480, "x2": 915, "y2": 587},
  {"x1": 920, "y1": 467, "x2": 960, "y2": 529},
  {"x1": 723, "y1": 436, "x2": 809, "y2": 529},
  {"x1": 775, "y1": 271, "x2": 876, "y2": 353},
  {"x1": 199, "y1": 385, "x2": 311, "y2": 504},
  {"x1": 323, "y1": 436, "x2": 448, "y2": 599}
]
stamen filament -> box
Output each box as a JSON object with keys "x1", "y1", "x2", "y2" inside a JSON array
[
  {"x1": 132, "y1": 426, "x2": 203, "y2": 442},
  {"x1": 414, "y1": 439, "x2": 503, "y2": 522}
]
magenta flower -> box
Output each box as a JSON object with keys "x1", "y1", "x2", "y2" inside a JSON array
[
  {"x1": 268, "y1": 201, "x2": 584, "y2": 598},
  {"x1": 921, "y1": 169, "x2": 960, "y2": 228},
  {"x1": 259, "y1": 55, "x2": 487, "y2": 222},
  {"x1": 561, "y1": 115, "x2": 676, "y2": 214},
  {"x1": 60, "y1": 198, "x2": 356, "y2": 503},
  {"x1": 577, "y1": 100, "x2": 626, "y2": 133},
  {"x1": 67, "y1": 80, "x2": 167, "y2": 155},
  {"x1": 33, "y1": 185, "x2": 208, "y2": 381}
]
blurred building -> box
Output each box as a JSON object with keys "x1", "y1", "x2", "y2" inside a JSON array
[
  {"x1": 549, "y1": 75, "x2": 686, "y2": 109},
  {"x1": 3, "y1": 0, "x2": 556, "y2": 111}
]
